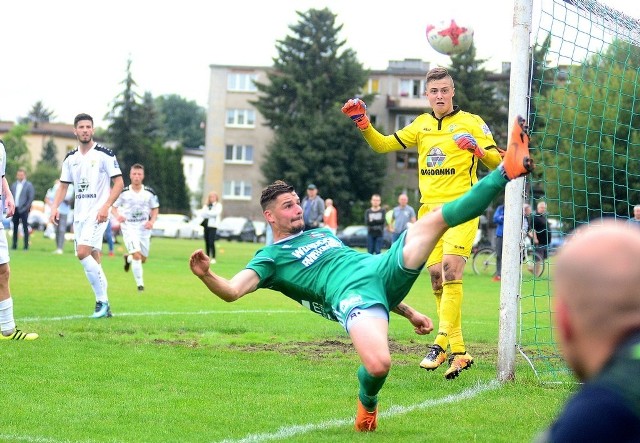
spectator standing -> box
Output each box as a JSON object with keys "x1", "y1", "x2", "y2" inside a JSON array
[
  {"x1": 112, "y1": 164, "x2": 159, "y2": 292},
  {"x1": 532, "y1": 201, "x2": 551, "y2": 259},
  {"x1": 535, "y1": 221, "x2": 640, "y2": 442},
  {"x1": 364, "y1": 194, "x2": 386, "y2": 254},
  {"x1": 302, "y1": 184, "x2": 325, "y2": 231},
  {"x1": 49, "y1": 113, "x2": 124, "y2": 318},
  {"x1": 390, "y1": 193, "x2": 416, "y2": 243},
  {"x1": 0, "y1": 141, "x2": 38, "y2": 340},
  {"x1": 47, "y1": 180, "x2": 74, "y2": 254},
  {"x1": 201, "y1": 191, "x2": 222, "y2": 264},
  {"x1": 492, "y1": 204, "x2": 505, "y2": 281},
  {"x1": 323, "y1": 198, "x2": 338, "y2": 234},
  {"x1": 10, "y1": 168, "x2": 35, "y2": 250},
  {"x1": 629, "y1": 204, "x2": 640, "y2": 226}
]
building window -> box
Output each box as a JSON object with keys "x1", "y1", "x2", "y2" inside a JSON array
[
  {"x1": 399, "y1": 79, "x2": 426, "y2": 98},
  {"x1": 223, "y1": 180, "x2": 252, "y2": 200},
  {"x1": 227, "y1": 73, "x2": 258, "y2": 92},
  {"x1": 365, "y1": 78, "x2": 380, "y2": 94},
  {"x1": 225, "y1": 144, "x2": 254, "y2": 163},
  {"x1": 396, "y1": 152, "x2": 418, "y2": 170},
  {"x1": 396, "y1": 114, "x2": 418, "y2": 130},
  {"x1": 226, "y1": 109, "x2": 256, "y2": 127}
]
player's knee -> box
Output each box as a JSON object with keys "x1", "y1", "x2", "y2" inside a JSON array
[{"x1": 365, "y1": 356, "x2": 391, "y2": 377}]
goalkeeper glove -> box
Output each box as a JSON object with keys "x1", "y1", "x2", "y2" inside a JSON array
[
  {"x1": 341, "y1": 98, "x2": 370, "y2": 130},
  {"x1": 453, "y1": 133, "x2": 485, "y2": 158}
]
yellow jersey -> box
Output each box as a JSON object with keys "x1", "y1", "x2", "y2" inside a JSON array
[{"x1": 362, "y1": 107, "x2": 502, "y2": 203}]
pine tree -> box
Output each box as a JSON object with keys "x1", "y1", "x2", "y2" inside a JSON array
[
  {"x1": 448, "y1": 43, "x2": 509, "y2": 147},
  {"x1": 253, "y1": 8, "x2": 387, "y2": 224}
]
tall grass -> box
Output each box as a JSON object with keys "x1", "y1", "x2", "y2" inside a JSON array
[{"x1": 0, "y1": 233, "x2": 575, "y2": 442}]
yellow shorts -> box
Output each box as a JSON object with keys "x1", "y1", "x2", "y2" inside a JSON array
[{"x1": 418, "y1": 202, "x2": 478, "y2": 267}]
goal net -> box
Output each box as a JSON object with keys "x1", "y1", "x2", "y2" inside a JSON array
[{"x1": 518, "y1": 0, "x2": 640, "y2": 380}]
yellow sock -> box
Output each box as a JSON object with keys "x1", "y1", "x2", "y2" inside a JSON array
[
  {"x1": 435, "y1": 280, "x2": 463, "y2": 352},
  {"x1": 447, "y1": 282, "x2": 466, "y2": 354}
]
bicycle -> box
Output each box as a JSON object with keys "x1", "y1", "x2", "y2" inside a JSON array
[{"x1": 472, "y1": 244, "x2": 545, "y2": 277}]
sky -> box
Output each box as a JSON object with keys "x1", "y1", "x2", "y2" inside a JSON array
[{"x1": 2, "y1": 0, "x2": 638, "y2": 129}]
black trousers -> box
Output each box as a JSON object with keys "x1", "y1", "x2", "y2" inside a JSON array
[
  {"x1": 12, "y1": 210, "x2": 29, "y2": 249},
  {"x1": 204, "y1": 227, "x2": 218, "y2": 258}
]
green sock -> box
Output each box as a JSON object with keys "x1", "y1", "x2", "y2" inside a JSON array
[
  {"x1": 442, "y1": 167, "x2": 508, "y2": 227},
  {"x1": 357, "y1": 365, "x2": 387, "y2": 411}
]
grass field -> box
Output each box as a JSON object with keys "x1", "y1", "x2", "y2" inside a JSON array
[{"x1": 1, "y1": 233, "x2": 576, "y2": 442}]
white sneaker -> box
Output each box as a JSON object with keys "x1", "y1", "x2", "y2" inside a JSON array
[
  {"x1": 53, "y1": 249, "x2": 63, "y2": 255},
  {"x1": 210, "y1": 258, "x2": 216, "y2": 265}
]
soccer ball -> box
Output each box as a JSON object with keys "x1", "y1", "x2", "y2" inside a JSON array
[{"x1": 426, "y1": 19, "x2": 474, "y2": 55}]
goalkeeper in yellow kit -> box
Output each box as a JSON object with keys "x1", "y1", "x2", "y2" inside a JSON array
[{"x1": 342, "y1": 67, "x2": 503, "y2": 379}]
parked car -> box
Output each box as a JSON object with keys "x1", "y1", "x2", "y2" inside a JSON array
[
  {"x1": 216, "y1": 217, "x2": 256, "y2": 242},
  {"x1": 151, "y1": 213, "x2": 191, "y2": 238},
  {"x1": 179, "y1": 216, "x2": 205, "y2": 239},
  {"x1": 252, "y1": 220, "x2": 267, "y2": 243},
  {"x1": 337, "y1": 225, "x2": 391, "y2": 249}
]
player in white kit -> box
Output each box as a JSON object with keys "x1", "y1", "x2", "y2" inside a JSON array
[
  {"x1": 0, "y1": 141, "x2": 38, "y2": 340},
  {"x1": 50, "y1": 114, "x2": 124, "y2": 318},
  {"x1": 112, "y1": 164, "x2": 159, "y2": 292}
]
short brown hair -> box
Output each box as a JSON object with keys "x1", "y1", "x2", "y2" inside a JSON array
[
  {"x1": 260, "y1": 180, "x2": 295, "y2": 210},
  {"x1": 426, "y1": 67, "x2": 454, "y2": 86},
  {"x1": 74, "y1": 113, "x2": 94, "y2": 127}
]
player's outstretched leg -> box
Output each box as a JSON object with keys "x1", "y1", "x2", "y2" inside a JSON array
[{"x1": 503, "y1": 115, "x2": 535, "y2": 180}]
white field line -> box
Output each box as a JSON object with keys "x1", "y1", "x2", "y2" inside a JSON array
[
  {"x1": 215, "y1": 379, "x2": 501, "y2": 443},
  {"x1": 1, "y1": 380, "x2": 500, "y2": 443},
  {"x1": 20, "y1": 310, "x2": 302, "y2": 322}
]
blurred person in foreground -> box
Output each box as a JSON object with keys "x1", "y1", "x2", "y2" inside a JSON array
[
  {"x1": 112, "y1": 164, "x2": 159, "y2": 292},
  {"x1": 0, "y1": 141, "x2": 38, "y2": 340},
  {"x1": 190, "y1": 118, "x2": 533, "y2": 432},
  {"x1": 342, "y1": 67, "x2": 504, "y2": 379},
  {"x1": 49, "y1": 113, "x2": 124, "y2": 318},
  {"x1": 536, "y1": 220, "x2": 640, "y2": 442}
]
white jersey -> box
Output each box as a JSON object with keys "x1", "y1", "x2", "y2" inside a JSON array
[
  {"x1": 113, "y1": 185, "x2": 159, "y2": 225},
  {"x1": 60, "y1": 143, "x2": 122, "y2": 223}
]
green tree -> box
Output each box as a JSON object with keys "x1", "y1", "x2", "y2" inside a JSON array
[
  {"x1": 155, "y1": 94, "x2": 206, "y2": 147},
  {"x1": 105, "y1": 59, "x2": 190, "y2": 214},
  {"x1": 105, "y1": 59, "x2": 149, "y2": 176},
  {"x1": 19, "y1": 101, "x2": 56, "y2": 125},
  {"x1": 40, "y1": 138, "x2": 58, "y2": 167},
  {"x1": 448, "y1": 43, "x2": 509, "y2": 147},
  {"x1": 1, "y1": 124, "x2": 31, "y2": 180},
  {"x1": 534, "y1": 38, "x2": 640, "y2": 222},
  {"x1": 145, "y1": 145, "x2": 190, "y2": 214},
  {"x1": 30, "y1": 164, "x2": 59, "y2": 201},
  {"x1": 253, "y1": 7, "x2": 387, "y2": 224}
]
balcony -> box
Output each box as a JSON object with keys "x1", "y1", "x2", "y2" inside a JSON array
[{"x1": 386, "y1": 95, "x2": 427, "y2": 111}]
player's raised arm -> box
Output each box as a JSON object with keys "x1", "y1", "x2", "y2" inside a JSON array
[{"x1": 189, "y1": 249, "x2": 260, "y2": 302}]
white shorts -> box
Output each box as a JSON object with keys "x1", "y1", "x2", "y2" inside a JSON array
[
  {"x1": 121, "y1": 223, "x2": 151, "y2": 257},
  {"x1": 0, "y1": 228, "x2": 9, "y2": 265},
  {"x1": 344, "y1": 305, "x2": 389, "y2": 333},
  {"x1": 74, "y1": 217, "x2": 108, "y2": 252}
]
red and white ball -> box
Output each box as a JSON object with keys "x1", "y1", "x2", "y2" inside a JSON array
[{"x1": 426, "y1": 19, "x2": 474, "y2": 55}]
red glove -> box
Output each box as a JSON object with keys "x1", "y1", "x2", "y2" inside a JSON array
[
  {"x1": 453, "y1": 133, "x2": 485, "y2": 158},
  {"x1": 341, "y1": 98, "x2": 370, "y2": 130}
]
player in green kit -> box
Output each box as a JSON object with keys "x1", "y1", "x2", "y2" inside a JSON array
[{"x1": 190, "y1": 117, "x2": 533, "y2": 432}]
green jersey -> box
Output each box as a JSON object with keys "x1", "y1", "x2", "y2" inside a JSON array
[{"x1": 246, "y1": 228, "x2": 421, "y2": 328}]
